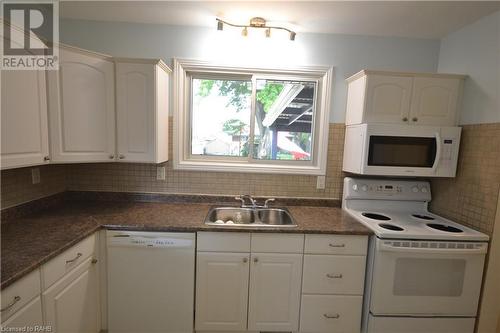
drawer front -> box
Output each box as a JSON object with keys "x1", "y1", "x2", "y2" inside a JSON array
[
  {"x1": 304, "y1": 235, "x2": 367, "y2": 255},
  {"x1": 302, "y1": 255, "x2": 366, "y2": 295},
  {"x1": 251, "y1": 233, "x2": 304, "y2": 253},
  {"x1": 1, "y1": 269, "x2": 41, "y2": 322},
  {"x1": 41, "y1": 234, "x2": 96, "y2": 290},
  {"x1": 300, "y1": 295, "x2": 363, "y2": 333},
  {"x1": 197, "y1": 232, "x2": 250, "y2": 252}
]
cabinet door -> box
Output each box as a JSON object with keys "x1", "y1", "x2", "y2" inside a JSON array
[
  {"x1": 195, "y1": 252, "x2": 250, "y2": 331},
  {"x1": 116, "y1": 62, "x2": 155, "y2": 162},
  {"x1": 248, "y1": 253, "x2": 302, "y2": 332},
  {"x1": 1, "y1": 70, "x2": 49, "y2": 169},
  {"x1": 42, "y1": 257, "x2": 99, "y2": 333},
  {"x1": 47, "y1": 47, "x2": 115, "y2": 162},
  {"x1": 409, "y1": 77, "x2": 460, "y2": 126},
  {"x1": 1, "y1": 296, "x2": 43, "y2": 328},
  {"x1": 365, "y1": 75, "x2": 413, "y2": 124}
]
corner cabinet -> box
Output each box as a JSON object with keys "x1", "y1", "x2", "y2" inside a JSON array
[
  {"x1": 47, "y1": 45, "x2": 116, "y2": 163},
  {"x1": 345, "y1": 70, "x2": 465, "y2": 126},
  {"x1": 115, "y1": 59, "x2": 170, "y2": 163},
  {"x1": 1, "y1": 69, "x2": 50, "y2": 169}
]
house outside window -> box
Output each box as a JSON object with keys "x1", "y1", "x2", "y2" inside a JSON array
[{"x1": 173, "y1": 59, "x2": 333, "y2": 175}]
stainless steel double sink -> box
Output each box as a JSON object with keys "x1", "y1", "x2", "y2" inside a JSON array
[{"x1": 204, "y1": 207, "x2": 297, "y2": 228}]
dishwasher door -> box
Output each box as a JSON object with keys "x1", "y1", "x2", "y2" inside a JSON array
[{"x1": 107, "y1": 230, "x2": 195, "y2": 333}]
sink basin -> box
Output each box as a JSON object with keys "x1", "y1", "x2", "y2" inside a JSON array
[{"x1": 205, "y1": 207, "x2": 297, "y2": 227}]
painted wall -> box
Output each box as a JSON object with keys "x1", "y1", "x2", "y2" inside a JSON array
[
  {"x1": 59, "y1": 19, "x2": 440, "y2": 123},
  {"x1": 438, "y1": 10, "x2": 500, "y2": 125}
]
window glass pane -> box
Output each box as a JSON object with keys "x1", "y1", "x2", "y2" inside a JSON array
[
  {"x1": 253, "y1": 79, "x2": 315, "y2": 161},
  {"x1": 191, "y1": 78, "x2": 252, "y2": 157}
]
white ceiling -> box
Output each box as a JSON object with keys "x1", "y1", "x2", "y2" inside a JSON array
[{"x1": 60, "y1": 1, "x2": 500, "y2": 39}]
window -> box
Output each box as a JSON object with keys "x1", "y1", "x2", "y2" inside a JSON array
[{"x1": 174, "y1": 59, "x2": 333, "y2": 175}]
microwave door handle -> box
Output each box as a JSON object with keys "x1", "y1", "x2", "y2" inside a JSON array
[{"x1": 431, "y1": 132, "x2": 442, "y2": 173}]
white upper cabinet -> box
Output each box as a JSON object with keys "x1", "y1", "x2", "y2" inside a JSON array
[
  {"x1": 345, "y1": 70, "x2": 465, "y2": 126},
  {"x1": 409, "y1": 77, "x2": 461, "y2": 125},
  {"x1": 1, "y1": 69, "x2": 50, "y2": 169},
  {"x1": 47, "y1": 45, "x2": 116, "y2": 162},
  {"x1": 115, "y1": 59, "x2": 170, "y2": 163}
]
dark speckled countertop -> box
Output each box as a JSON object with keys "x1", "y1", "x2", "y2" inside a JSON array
[{"x1": 1, "y1": 196, "x2": 371, "y2": 289}]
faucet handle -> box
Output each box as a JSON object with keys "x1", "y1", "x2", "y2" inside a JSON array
[
  {"x1": 264, "y1": 198, "x2": 276, "y2": 208},
  {"x1": 235, "y1": 196, "x2": 245, "y2": 207}
]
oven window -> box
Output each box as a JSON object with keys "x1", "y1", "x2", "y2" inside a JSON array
[
  {"x1": 368, "y1": 136, "x2": 437, "y2": 167},
  {"x1": 393, "y1": 258, "x2": 465, "y2": 297}
]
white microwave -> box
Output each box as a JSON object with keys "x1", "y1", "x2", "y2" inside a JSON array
[{"x1": 343, "y1": 123, "x2": 461, "y2": 177}]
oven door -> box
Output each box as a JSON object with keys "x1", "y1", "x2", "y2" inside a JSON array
[{"x1": 370, "y1": 239, "x2": 487, "y2": 316}]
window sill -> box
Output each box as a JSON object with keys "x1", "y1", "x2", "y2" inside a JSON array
[{"x1": 173, "y1": 160, "x2": 326, "y2": 175}]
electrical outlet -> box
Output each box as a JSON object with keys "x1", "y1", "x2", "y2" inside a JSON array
[
  {"x1": 31, "y1": 168, "x2": 41, "y2": 184},
  {"x1": 316, "y1": 175, "x2": 326, "y2": 189},
  {"x1": 156, "y1": 166, "x2": 166, "y2": 180}
]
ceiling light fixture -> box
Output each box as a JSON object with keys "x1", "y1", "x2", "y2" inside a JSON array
[{"x1": 216, "y1": 17, "x2": 296, "y2": 41}]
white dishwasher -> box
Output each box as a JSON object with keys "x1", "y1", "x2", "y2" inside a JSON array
[{"x1": 107, "y1": 230, "x2": 195, "y2": 333}]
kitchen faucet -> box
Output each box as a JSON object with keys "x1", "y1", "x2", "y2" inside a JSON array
[{"x1": 235, "y1": 195, "x2": 275, "y2": 208}]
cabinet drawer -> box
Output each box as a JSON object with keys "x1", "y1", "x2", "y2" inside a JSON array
[
  {"x1": 1, "y1": 269, "x2": 41, "y2": 322},
  {"x1": 300, "y1": 295, "x2": 363, "y2": 333},
  {"x1": 251, "y1": 233, "x2": 304, "y2": 253},
  {"x1": 304, "y1": 235, "x2": 367, "y2": 255},
  {"x1": 41, "y1": 234, "x2": 96, "y2": 290},
  {"x1": 197, "y1": 232, "x2": 250, "y2": 252},
  {"x1": 302, "y1": 255, "x2": 366, "y2": 295}
]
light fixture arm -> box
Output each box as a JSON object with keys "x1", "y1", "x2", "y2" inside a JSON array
[{"x1": 216, "y1": 17, "x2": 296, "y2": 40}]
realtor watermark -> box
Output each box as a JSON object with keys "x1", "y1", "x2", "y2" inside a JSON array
[
  {"x1": 0, "y1": 326, "x2": 52, "y2": 332},
  {"x1": 1, "y1": 0, "x2": 59, "y2": 70}
]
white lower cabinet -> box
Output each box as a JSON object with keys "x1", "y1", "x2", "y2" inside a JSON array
[
  {"x1": 195, "y1": 252, "x2": 250, "y2": 331},
  {"x1": 300, "y1": 295, "x2": 363, "y2": 333},
  {"x1": 42, "y1": 256, "x2": 100, "y2": 333},
  {"x1": 1, "y1": 296, "x2": 44, "y2": 328},
  {"x1": 248, "y1": 253, "x2": 302, "y2": 332}
]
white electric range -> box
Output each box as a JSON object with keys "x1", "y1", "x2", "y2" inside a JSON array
[{"x1": 342, "y1": 177, "x2": 489, "y2": 333}]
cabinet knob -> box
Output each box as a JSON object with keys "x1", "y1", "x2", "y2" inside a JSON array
[
  {"x1": 253, "y1": 257, "x2": 259, "y2": 263},
  {"x1": 412, "y1": 117, "x2": 418, "y2": 122},
  {"x1": 109, "y1": 154, "x2": 115, "y2": 159},
  {"x1": 91, "y1": 258, "x2": 98, "y2": 264},
  {"x1": 242, "y1": 257, "x2": 248, "y2": 263},
  {"x1": 326, "y1": 273, "x2": 343, "y2": 279},
  {"x1": 119, "y1": 154, "x2": 125, "y2": 159},
  {"x1": 402, "y1": 117, "x2": 408, "y2": 122},
  {"x1": 44, "y1": 156, "x2": 50, "y2": 161}
]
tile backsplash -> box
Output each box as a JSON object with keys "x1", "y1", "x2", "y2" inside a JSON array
[
  {"x1": 0, "y1": 165, "x2": 66, "y2": 209},
  {"x1": 430, "y1": 123, "x2": 500, "y2": 235},
  {"x1": 66, "y1": 122, "x2": 347, "y2": 200}
]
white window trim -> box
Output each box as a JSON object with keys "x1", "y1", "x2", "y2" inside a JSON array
[{"x1": 173, "y1": 58, "x2": 333, "y2": 175}]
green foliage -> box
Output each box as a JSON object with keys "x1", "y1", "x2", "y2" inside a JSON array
[
  {"x1": 256, "y1": 83, "x2": 284, "y2": 113},
  {"x1": 222, "y1": 119, "x2": 247, "y2": 135},
  {"x1": 196, "y1": 79, "x2": 284, "y2": 113}
]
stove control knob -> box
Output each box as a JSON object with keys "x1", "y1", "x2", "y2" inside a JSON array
[
  {"x1": 352, "y1": 184, "x2": 358, "y2": 191},
  {"x1": 421, "y1": 187, "x2": 428, "y2": 193},
  {"x1": 411, "y1": 186, "x2": 419, "y2": 193},
  {"x1": 361, "y1": 185, "x2": 368, "y2": 192}
]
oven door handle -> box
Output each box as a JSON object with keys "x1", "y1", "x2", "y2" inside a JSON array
[
  {"x1": 378, "y1": 242, "x2": 487, "y2": 255},
  {"x1": 431, "y1": 132, "x2": 442, "y2": 174}
]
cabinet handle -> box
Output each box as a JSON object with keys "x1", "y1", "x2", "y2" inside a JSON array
[
  {"x1": 44, "y1": 156, "x2": 50, "y2": 161},
  {"x1": 109, "y1": 154, "x2": 115, "y2": 159},
  {"x1": 412, "y1": 117, "x2": 418, "y2": 122},
  {"x1": 119, "y1": 154, "x2": 125, "y2": 159},
  {"x1": 326, "y1": 273, "x2": 343, "y2": 279},
  {"x1": 91, "y1": 258, "x2": 98, "y2": 264},
  {"x1": 402, "y1": 117, "x2": 408, "y2": 122},
  {"x1": 66, "y1": 252, "x2": 82, "y2": 264},
  {"x1": 323, "y1": 313, "x2": 340, "y2": 319},
  {"x1": 329, "y1": 243, "x2": 345, "y2": 248},
  {"x1": 243, "y1": 257, "x2": 248, "y2": 263},
  {"x1": 253, "y1": 257, "x2": 259, "y2": 263},
  {"x1": 1, "y1": 296, "x2": 21, "y2": 312}
]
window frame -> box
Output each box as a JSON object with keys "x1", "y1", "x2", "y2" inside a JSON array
[{"x1": 173, "y1": 58, "x2": 333, "y2": 175}]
